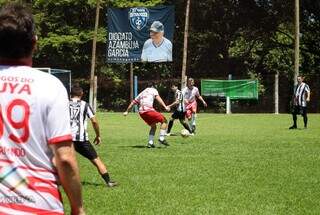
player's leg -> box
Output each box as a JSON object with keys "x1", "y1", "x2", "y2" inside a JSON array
[
  {"x1": 90, "y1": 157, "x2": 117, "y2": 187},
  {"x1": 289, "y1": 106, "x2": 298, "y2": 129},
  {"x1": 167, "y1": 111, "x2": 178, "y2": 135},
  {"x1": 148, "y1": 124, "x2": 157, "y2": 148},
  {"x1": 179, "y1": 119, "x2": 193, "y2": 134},
  {"x1": 302, "y1": 107, "x2": 308, "y2": 128},
  {"x1": 159, "y1": 117, "x2": 169, "y2": 146},
  {"x1": 190, "y1": 113, "x2": 196, "y2": 132},
  {"x1": 74, "y1": 141, "x2": 117, "y2": 187}
]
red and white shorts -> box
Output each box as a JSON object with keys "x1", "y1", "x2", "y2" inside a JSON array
[
  {"x1": 139, "y1": 111, "x2": 165, "y2": 126},
  {"x1": 185, "y1": 101, "x2": 197, "y2": 119}
]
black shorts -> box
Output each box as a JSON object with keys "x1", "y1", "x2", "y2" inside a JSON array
[
  {"x1": 171, "y1": 111, "x2": 186, "y2": 120},
  {"x1": 73, "y1": 141, "x2": 98, "y2": 160},
  {"x1": 292, "y1": 105, "x2": 307, "y2": 115}
]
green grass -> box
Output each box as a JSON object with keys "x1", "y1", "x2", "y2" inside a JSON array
[{"x1": 62, "y1": 113, "x2": 320, "y2": 215}]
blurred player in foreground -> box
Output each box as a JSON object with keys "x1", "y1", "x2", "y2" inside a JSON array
[
  {"x1": 166, "y1": 83, "x2": 193, "y2": 136},
  {"x1": 0, "y1": 3, "x2": 84, "y2": 214},
  {"x1": 69, "y1": 84, "x2": 117, "y2": 187},
  {"x1": 123, "y1": 82, "x2": 170, "y2": 148},
  {"x1": 182, "y1": 78, "x2": 207, "y2": 133}
]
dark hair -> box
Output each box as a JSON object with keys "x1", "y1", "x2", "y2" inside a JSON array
[
  {"x1": 0, "y1": 3, "x2": 35, "y2": 59},
  {"x1": 170, "y1": 82, "x2": 178, "y2": 88},
  {"x1": 147, "y1": 81, "x2": 155, "y2": 88},
  {"x1": 71, "y1": 84, "x2": 83, "y2": 97}
]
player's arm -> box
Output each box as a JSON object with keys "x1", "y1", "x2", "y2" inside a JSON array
[
  {"x1": 167, "y1": 99, "x2": 179, "y2": 108},
  {"x1": 123, "y1": 100, "x2": 136, "y2": 116},
  {"x1": 50, "y1": 142, "x2": 85, "y2": 215},
  {"x1": 90, "y1": 116, "x2": 101, "y2": 145},
  {"x1": 306, "y1": 89, "x2": 311, "y2": 102},
  {"x1": 155, "y1": 95, "x2": 170, "y2": 111},
  {"x1": 197, "y1": 95, "x2": 207, "y2": 107}
]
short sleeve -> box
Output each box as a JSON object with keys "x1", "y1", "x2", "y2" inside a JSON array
[
  {"x1": 133, "y1": 92, "x2": 142, "y2": 104},
  {"x1": 195, "y1": 88, "x2": 200, "y2": 97},
  {"x1": 141, "y1": 41, "x2": 148, "y2": 62},
  {"x1": 46, "y1": 80, "x2": 72, "y2": 144},
  {"x1": 153, "y1": 88, "x2": 159, "y2": 97},
  {"x1": 86, "y1": 103, "x2": 95, "y2": 119},
  {"x1": 305, "y1": 84, "x2": 310, "y2": 92}
]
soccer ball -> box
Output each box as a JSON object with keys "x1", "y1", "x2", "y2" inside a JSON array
[{"x1": 180, "y1": 129, "x2": 190, "y2": 138}]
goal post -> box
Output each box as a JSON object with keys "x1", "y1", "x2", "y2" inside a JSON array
[{"x1": 34, "y1": 68, "x2": 72, "y2": 93}]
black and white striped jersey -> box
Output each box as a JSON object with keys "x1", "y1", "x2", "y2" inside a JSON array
[
  {"x1": 294, "y1": 83, "x2": 310, "y2": 107},
  {"x1": 69, "y1": 98, "x2": 95, "y2": 141},
  {"x1": 175, "y1": 89, "x2": 186, "y2": 112}
]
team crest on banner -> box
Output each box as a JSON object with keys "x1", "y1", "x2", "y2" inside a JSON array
[{"x1": 129, "y1": 8, "x2": 149, "y2": 31}]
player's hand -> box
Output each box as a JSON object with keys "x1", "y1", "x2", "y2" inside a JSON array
[
  {"x1": 306, "y1": 98, "x2": 310, "y2": 102},
  {"x1": 165, "y1": 106, "x2": 170, "y2": 112},
  {"x1": 203, "y1": 101, "x2": 208, "y2": 108},
  {"x1": 94, "y1": 136, "x2": 101, "y2": 145},
  {"x1": 123, "y1": 111, "x2": 128, "y2": 116}
]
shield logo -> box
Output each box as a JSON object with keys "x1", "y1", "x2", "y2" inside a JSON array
[{"x1": 129, "y1": 8, "x2": 149, "y2": 31}]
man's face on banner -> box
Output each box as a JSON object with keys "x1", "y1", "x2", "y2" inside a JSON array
[{"x1": 150, "y1": 31, "x2": 163, "y2": 41}]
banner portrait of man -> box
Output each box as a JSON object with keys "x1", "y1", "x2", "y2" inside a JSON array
[{"x1": 107, "y1": 6, "x2": 174, "y2": 63}]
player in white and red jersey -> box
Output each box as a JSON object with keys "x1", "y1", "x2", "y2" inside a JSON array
[
  {"x1": 123, "y1": 82, "x2": 170, "y2": 148},
  {"x1": 182, "y1": 78, "x2": 207, "y2": 133},
  {"x1": 0, "y1": 3, "x2": 84, "y2": 215}
]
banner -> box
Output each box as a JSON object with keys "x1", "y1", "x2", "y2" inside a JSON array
[
  {"x1": 107, "y1": 6, "x2": 174, "y2": 63},
  {"x1": 201, "y1": 79, "x2": 259, "y2": 100}
]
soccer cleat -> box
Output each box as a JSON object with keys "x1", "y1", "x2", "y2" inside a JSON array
[
  {"x1": 289, "y1": 125, "x2": 297, "y2": 129},
  {"x1": 158, "y1": 139, "x2": 169, "y2": 146},
  {"x1": 107, "y1": 181, "x2": 118, "y2": 187},
  {"x1": 147, "y1": 143, "x2": 155, "y2": 148},
  {"x1": 165, "y1": 133, "x2": 171, "y2": 136},
  {"x1": 189, "y1": 133, "x2": 195, "y2": 136}
]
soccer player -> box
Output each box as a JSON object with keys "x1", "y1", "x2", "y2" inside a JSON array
[
  {"x1": 123, "y1": 82, "x2": 170, "y2": 148},
  {"x1": 0, "y1": 3, "x2": 84, "y2": 214},
  {"x1": 289, "y1": 75, "x2": 311, "y2": 129},
  {"x1": 69, "y1": 84, "x2": 117, "y2": 187},
  {"x1": 182, "y1": 78, "x2": 208, "y2": 133},
  {"x1": 141, "y1": 21, "x2": 172, "y2": 62},
  {"x1": 166, "y1": 83, "x2": 193, "y2": 136}
]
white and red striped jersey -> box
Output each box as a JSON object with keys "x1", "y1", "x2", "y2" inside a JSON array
[
  {"x1": 182, "y1": 86, "x2": 200, "y2": 104},
  {"x1": 133, "y1": 87, "x2": 159, "y2": 113},
  {"x1": 0, "y1": 65, "x2": 72, "y2": 215}
]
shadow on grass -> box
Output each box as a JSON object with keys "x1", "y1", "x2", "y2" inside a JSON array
[
  {"x1": 81, "y1": 181, "x2": 104, "y2": 187},
  {"x1": 117, "y1": 145, "x2": 169, "y2": 149}
]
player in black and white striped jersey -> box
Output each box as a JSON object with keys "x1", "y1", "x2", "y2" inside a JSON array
[
  {"x1": 289, "y1": 75, "x2": 311, "y2": 129},
  {"x1": 69, "y1": 84, "x2": 117, "y2": 187},
  {"x1": 166, "y1": 83, "x2": 193, "y2": 136}
]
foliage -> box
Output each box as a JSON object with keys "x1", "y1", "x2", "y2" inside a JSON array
[{"x1": 1, "y1": 0, "x2": 320, "y2": 110}]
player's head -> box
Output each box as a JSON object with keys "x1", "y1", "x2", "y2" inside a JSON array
[
  {"x1": 71, "y1": 84, "x2": 84, "y2": 98},
  {"x1": 297, "y1": 75, "x2": 304, "y2": 84},
  {"x1": 0, "y1": 3, "x2": 36, "y2": 60},
  {"x1": 170, "y1": 83, "x2": 178, "y2": 92},
  {"x1": 147, "y1": 81, "x2": 156, "y2": 88},
  {"x1": 149, "y1": 21, "x2": 164, "y2": 40},
  {"x1": 187, "y1": 78, "x2": 194, "y2": 88}
]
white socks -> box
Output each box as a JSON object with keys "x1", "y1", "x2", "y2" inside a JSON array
[
  {"x1": 190, "y1": 114, "x2": 196, "y2": 126},
  {"x1": 148, "y1": 134, "x2": 154, "y2": 145},
  {"x1": 159, "y1": 129, "x2": 166, "y2": 141}
]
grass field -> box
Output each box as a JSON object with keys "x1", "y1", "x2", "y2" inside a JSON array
[{"x1": 62, "y1": 113, "x2": 320, "y2": 215}]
